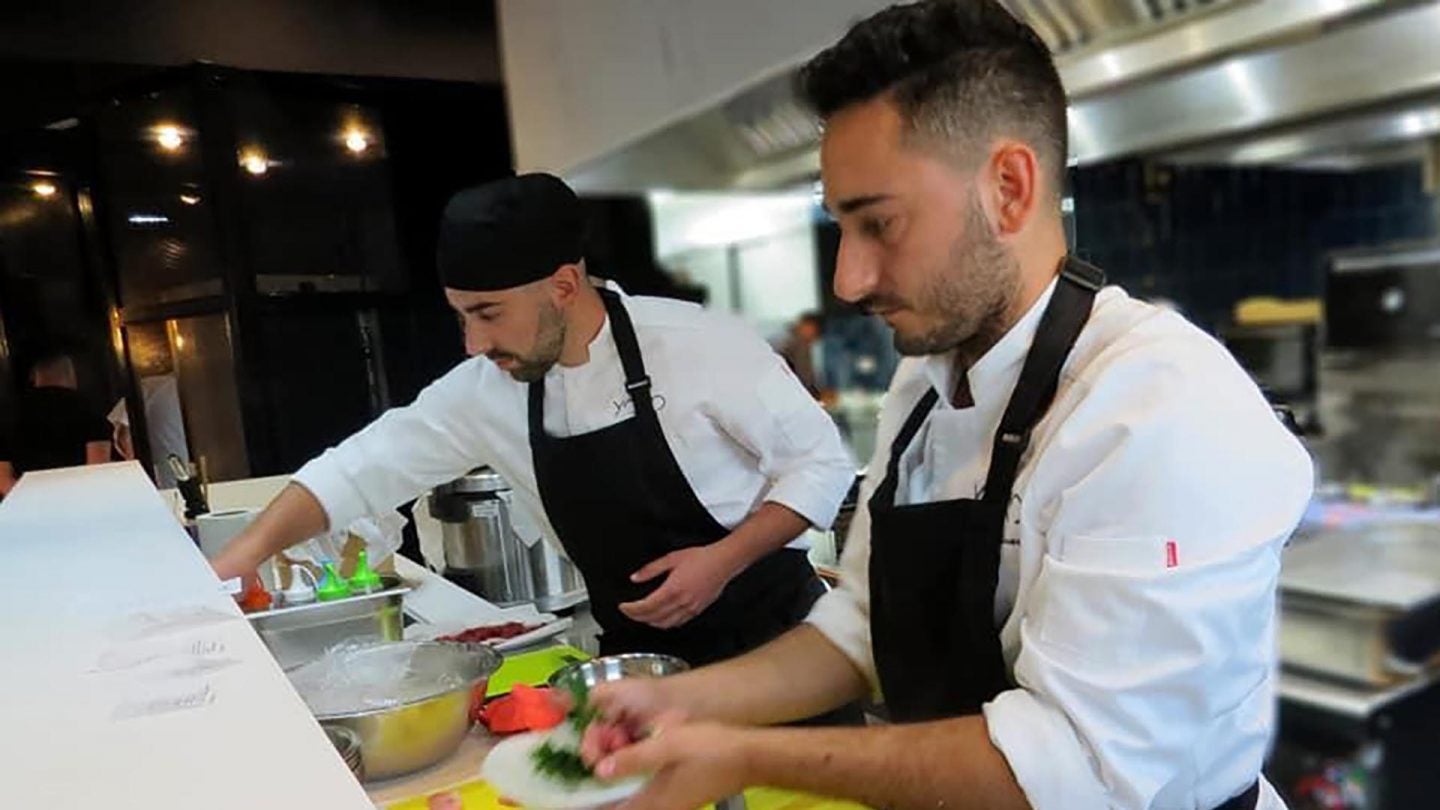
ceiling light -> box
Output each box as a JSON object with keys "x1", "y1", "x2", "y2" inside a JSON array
[
  {"x1": 343, "y1": 128, "x2": 370, "y2": 154},
  {"x1": 31, "y1": 181, "x2": 57, "y2": 198},
  {"x1": 239, "y1": 149, "x2": 270, "y2": 176},
  {"x1": 154, "y1": 124, "x2": 185, "y2": 151}
]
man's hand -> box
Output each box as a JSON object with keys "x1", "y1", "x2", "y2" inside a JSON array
[
  {"x1": 212, "y1": 543, "x2": 257, "y2": 582},
  {"x1": 619, "y1": 545, "x2": 738, "y2": 629},
  {"x1": 597, "y1": 711, "x2": 1032, "y2": 810},
  {"x1": 208, "y1": 483, "x2": 329, "y2": 581},
  {"x1": 588, "y1": 677, "x2": 677, "y2": 730},
  {"x1": 593, "y1": 714, "x2": 753, "y2": 810},
  {"x1": 581, "y1": 677, "x2": 684, "y2": 766}
]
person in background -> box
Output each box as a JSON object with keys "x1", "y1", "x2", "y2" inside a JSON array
[
  {"x1": 106, "y1": 372, "x2": 191, "y2": 488},
  {"x1": 577, "y1": 2, "x2": 1313, "y2": 809},
  {"x1": 0, "y1": 352, "x2": 113, "y2": 496},
  {"x1": 779, "y1": 311, "x2": 832, "y2": 403}
]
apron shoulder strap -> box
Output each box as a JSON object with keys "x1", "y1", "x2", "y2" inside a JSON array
[
  {"x1": 890, "y1": 389, "x2": 939, "y2": 474},
  {"x1": 982, "y1": 258, "x2": 1103, "y2": 503},
  {"x1": 597, "y1": 287, "x2": 658, "y2": 419}
]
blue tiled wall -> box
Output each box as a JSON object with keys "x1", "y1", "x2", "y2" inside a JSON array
[{"x1": 1071, "y1": 160, "x2": 1438, "y2": 332}]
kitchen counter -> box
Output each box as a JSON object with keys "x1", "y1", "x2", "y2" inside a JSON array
[
  {"x1": 0, "y1": 462, "x2": 372, "y2": 809},
  {"x1": 0, "y1": 464, "x2": 856, "y2": 808},
  {"x1": 1278, "y1": 668, "x2": 1440, "y2": 720}
]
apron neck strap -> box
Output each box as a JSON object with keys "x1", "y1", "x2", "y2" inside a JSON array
[
  {"x1": 981, "y1": 256, "x2": 1103, "y2": 502},
  {"x1": 878, "y1": 388, "x2": 940, "y2": 502},
  {"x1": 596, "y1": 287, "x2": 656, "y2": 418}
]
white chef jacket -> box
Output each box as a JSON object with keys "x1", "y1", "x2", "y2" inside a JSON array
[
  {"x1": 807, "y1": 279, "x2": 1314, "y2": 810},
  {"x1": 293, "y1": 284, "x2": 855, "y2": 556}
]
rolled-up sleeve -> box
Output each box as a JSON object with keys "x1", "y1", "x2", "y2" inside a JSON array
[
  {"x1": 706, "y1": 347, "x2": 855, "y2": 529},
  {"x1": 805, "y1": 468, "x2": 880, "y2": 685},
  {"x1": 292, "y1": 364, "x2": 490, "y2": 532},
  {"x1": 989, "y1": 540, "x2": 1287, "y2": 809},
  {"x1": 987, "y1": 349, "x2": 1314, "y2": 809}
]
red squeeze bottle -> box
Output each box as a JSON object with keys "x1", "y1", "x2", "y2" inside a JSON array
[{"x1": 238, "y1": 575, "x2": 273, "y2": 612}]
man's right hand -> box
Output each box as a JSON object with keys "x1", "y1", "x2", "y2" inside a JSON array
[
  {"x1": 211, "y1": 538, "x2": 260, "y2": 582},
  {"x1": 208, "y1": 483, "x2": 330, "y2": 582},
  {"x1": 588, "y1": 677, "x2": 676, "y2": 728},
  {"x1": 581, "y1": 678, "x2": 681, "y2": 765}
]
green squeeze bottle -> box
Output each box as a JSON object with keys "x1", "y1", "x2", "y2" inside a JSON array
[
  {"x1": 349, "y1": 550, "x2": 384, "y2": 594},
  {"x1": 316, "y1": 560, "x2": 352, "y2": 601}
]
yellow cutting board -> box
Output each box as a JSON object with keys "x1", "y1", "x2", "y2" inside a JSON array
[
  {"x1": 486, "y1": 644, "x2": 590, "y2": 698},
  {"x1": 387, "y1": 779, "x2": 870, "y2": 810}
]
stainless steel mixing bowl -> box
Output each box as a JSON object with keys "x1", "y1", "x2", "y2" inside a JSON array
[
  {"x1": 548, "y1": 652, "x2": 690, "y2": 693},
  {"x1": 295, "y1": 640, "x2": 503, "y2": 781}
]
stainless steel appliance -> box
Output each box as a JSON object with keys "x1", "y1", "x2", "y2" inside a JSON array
[
  {"x1": 1280, "y1": 520, "x2": 1440, "y2": 685},
  {"x1": 429, "y1": 468, "x2": 586, "y2": 612}
]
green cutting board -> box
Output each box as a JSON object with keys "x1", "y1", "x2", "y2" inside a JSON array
[{"x1": 486, "y1": 644, "x2": 590, "y2": 697}]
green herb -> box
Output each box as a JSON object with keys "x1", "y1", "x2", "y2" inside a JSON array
[
  {"x1": 529, "y1": 676, "x2": 601, "y2": 784},
  {"x1": 532, "y1": 740, "x2": 594, "y2": 785},
  {"x1": 564, "y1": 678, "x2": 599, "y2": 731}
]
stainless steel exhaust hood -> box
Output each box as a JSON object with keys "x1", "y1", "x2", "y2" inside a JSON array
[{"x1": 566, "y1": 0, "x2": 1417, "y2": 193}]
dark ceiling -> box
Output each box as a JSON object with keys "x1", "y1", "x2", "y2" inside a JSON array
[{"x1": 0, "y1": 0, "x2": 500, "y2": 136}]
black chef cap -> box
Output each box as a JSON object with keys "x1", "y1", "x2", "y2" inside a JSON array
[{"x1": 436, "y1": 173, "x2": 584, "y2": 292}]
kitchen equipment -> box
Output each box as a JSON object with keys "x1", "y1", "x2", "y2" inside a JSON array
[
  {"x1": 1281, "y1": 521, "x2": 1440, "y2": 684},
  {"x1": 429, "y1": 468, "x2": 586, "y2": 612},
  {"x1": 323, "y1": 724, "x2": 364, "y2": 781},
  {"x1": 548, "y1": 653, "x2": 689, "y2": 692},
  {"x1": 168, "y1": 453, "x2": 209, "y2": 519},
  {"x1": 488, "y1": 645, "x2": 591, "y2": 698},
  {"x1": 246, "y1": 574, "x2": 409, "y2": 671},
  {"x1": 290, "y1": 640, "x2": 503, "y2": 781},
  {"x1": 194, "y1": 508, "x2": 257, "y2": 559}
]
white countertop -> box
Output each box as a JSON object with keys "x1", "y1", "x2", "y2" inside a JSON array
[{"x1": 0, "y1": 462, "x2": 372, "y2": 809}]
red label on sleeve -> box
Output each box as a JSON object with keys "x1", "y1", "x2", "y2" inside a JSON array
[{"x1": 1165, "y1": 540, "x2": 1179, "y2": 569}]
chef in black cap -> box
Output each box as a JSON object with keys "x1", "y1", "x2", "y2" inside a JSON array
[{"x1": 213, "y1": 173, "x2": 858, "y2": 687}]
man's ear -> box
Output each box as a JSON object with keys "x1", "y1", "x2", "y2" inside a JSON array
[{"x1": 548, "y1": 262, "x2": 585, "y2": 306}]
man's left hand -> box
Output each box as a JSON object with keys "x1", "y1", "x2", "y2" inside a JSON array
[
  {"x1": 619, "y1": 545, "x2": 737, "y2": 629},
  {"x1": 595, "y1": 715, "x2": 751, "y2": 810}
]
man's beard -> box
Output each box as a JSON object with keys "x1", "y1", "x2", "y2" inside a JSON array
[
  {"x1": 866, "y1": 197, "x2": 1018, "y2": 358},
  {"x1": 494, "y1": 302, "x2": 566, "y2": 383}
]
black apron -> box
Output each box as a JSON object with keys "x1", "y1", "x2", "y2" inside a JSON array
[
  {"x1": 866, "y1": 258, "x2": 1258, "y2": 810},
  {"x1": 528, "y1": 288, "x2": 826, "y2": 668}
]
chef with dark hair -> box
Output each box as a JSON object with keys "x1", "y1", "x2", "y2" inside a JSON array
[
  {"x1": 576, "y1": 2, "x2": 1314, "y2": 809},
  {"x1": 212, "y1": 174, "x2": 857, "y2": 697}
]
